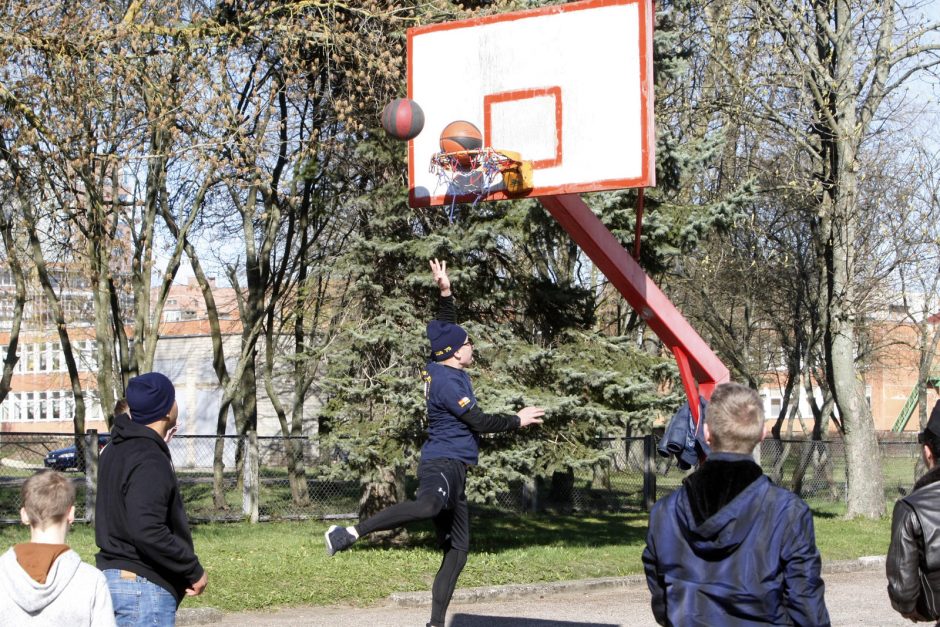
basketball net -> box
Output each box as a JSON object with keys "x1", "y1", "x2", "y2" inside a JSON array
[{"x1": 429, "y1": 148, "x2": 533, "y2": 221}]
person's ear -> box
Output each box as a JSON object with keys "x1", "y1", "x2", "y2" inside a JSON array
[
  {"x1": 760, "y1": 421, "x2": 767, "y2": 442},
  {"x1": 925, "y1": 444, "x2": 936, "y2": 469},
  {"x1": 19, "y1": 508, "x2": 29, "y2": 526},
  {"x1": 66, "y1": 505, "x2": 75, "y2": 526},
  {"x1": 704, "y1": 423, "x2": 712, "y2": 447}
]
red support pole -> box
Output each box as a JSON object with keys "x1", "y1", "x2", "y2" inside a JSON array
[{"x1": 539, "y1": 194, "x2": 729, "y2": 412}]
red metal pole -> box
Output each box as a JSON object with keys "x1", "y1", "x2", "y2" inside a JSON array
[{"x1": 539, "y1": 194, "x2": 729, "y2": 414}]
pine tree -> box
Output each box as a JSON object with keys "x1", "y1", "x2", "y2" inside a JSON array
[{"x1": 320, "y1": 0, "x2": 752, "y2": 521}]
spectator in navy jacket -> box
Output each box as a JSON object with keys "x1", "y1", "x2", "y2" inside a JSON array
[{"x1": 643, "y1": 382, "x2": 830, "y2": 626}]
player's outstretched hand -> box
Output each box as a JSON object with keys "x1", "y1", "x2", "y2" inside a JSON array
[
  {"x1": 430, "y1": 258, "x2": 451, "y2": 296},
  {"x1": 517, "y1": 406, "x2": 545, "y2": 428}
]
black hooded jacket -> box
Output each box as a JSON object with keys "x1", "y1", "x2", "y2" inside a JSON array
[{"x1": 95, "y1": 413, "x2": 203, "y2": 603}]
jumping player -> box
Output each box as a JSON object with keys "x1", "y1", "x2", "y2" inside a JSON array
[{"x1": 324, "y1": 258, "x2": 544, "y2": 627}]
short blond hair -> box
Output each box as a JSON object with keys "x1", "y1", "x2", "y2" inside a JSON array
[
  {"x1": 21, "y1": 470, "x2": 75, "y2": 528},
  {"x1": 706, "y1": 382, "x2": 764, "y2": 454}
]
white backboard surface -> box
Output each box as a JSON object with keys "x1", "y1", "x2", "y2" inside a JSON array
[{"x1": 407, "y1": 0, "x2": 655, "y2": 208}]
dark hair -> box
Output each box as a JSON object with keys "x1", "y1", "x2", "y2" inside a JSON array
[{"x1": 920, "y1": 429, "x2": 940, "y2": 460}]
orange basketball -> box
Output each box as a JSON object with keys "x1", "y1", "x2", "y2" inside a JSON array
[{"x1": 440, "y1": 120, "x2": 483, "y2": 165}]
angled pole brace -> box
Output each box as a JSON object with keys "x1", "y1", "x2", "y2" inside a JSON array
[{"x1": 539, "y1": 194, "x2": 729, "y2": 423}]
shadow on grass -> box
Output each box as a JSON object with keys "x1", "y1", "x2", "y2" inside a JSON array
[
  {"x1": 810, "y1": 509, "x2": 841, "y2": 520},
  {"x1": 357, "y1": 508, "x2": 650, "y2": 553},
  {"x1": 451, "y1": 615, "x2": 617, "y2": 627},
  {"x1": 473, "y1": 510, "x2": 648, "y2": 551}
]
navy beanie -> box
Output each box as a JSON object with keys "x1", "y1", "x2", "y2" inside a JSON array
[
  {"x1": 126, "y1": 372, "x2": 176, "y2": 425},
  {"x1": 427, "y1": 320, "x2": 468, "y2": 362}
]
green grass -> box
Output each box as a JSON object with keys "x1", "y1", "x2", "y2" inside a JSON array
[
  {"x1": 810, "y1": 503, "x2": 892, "y2": 559},
  {"x1": 0, "y1": 506, "x2": 892, "y2": 612}
]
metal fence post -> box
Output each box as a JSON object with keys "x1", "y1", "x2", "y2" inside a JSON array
[
  {"x1": 522, "y1": 476, "x2": 539, "y2": 513},
  {"x1": 243, "y1": 432, "x2": 259, "y2": 523},
  {"x1": 85, "y1": 429, "x2": 98, "y2": 525},
  {"x1": 643, "y1": 434, "x2": 656, "y2": 511}
]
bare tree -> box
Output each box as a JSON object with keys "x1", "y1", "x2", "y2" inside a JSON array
[
  {"x1": 740, "y1": 0, "x2": 940, "y2": 517},
  {"x1": 887, "y1": 143, "x2": 940, "y2": 436}
]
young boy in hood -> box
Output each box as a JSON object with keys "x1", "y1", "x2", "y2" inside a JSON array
[
  {"x1": 0, "y1": 470, "x2": 115, "y2": 626},
  {"x1": 642, "y1": 382, "x2": 830, "y2": 627}
]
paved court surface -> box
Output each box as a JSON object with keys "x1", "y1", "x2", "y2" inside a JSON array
[{"x1": 181, "y1": 560, "x2": 910, "y2": 626}]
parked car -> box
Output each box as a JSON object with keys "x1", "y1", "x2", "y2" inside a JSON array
[{"x1": 44, "y1": 434, "x2": 111, "y2": 472}]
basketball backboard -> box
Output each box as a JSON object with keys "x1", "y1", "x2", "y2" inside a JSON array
[{"x1": 407, "y1": 0, "x2": 655, "y2": 208}]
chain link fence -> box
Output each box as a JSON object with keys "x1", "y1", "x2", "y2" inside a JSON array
[{"x1": 0, "y1": 430, "x2": 925, "y2": 524}]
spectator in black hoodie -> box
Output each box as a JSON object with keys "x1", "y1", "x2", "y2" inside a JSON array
[{"x1": 95, "y1": 372, "x2": 206, "y2": 626}]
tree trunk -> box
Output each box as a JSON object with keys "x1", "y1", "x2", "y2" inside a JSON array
[
  {"x1": 828, "y1": 120, "x2": 885, "y2": 517},
  {"x1": 91, "y1": 207, "x2": 117, "y2": 419},
  {"x1": 359, "y1": 465, "x2": 406, "y2": 542},
  {"x1": 212, "y1": 398, "x2": 233, "y2": 510},
  {"x1": 263, "y1": 330, "x2": 310, "y2": 506},
  {"x1": 830, "y1": 342, "x2": 884, "y2": 516},
  {"x1": 0, "y1": 195, "x2": 27, "y2": 402}
]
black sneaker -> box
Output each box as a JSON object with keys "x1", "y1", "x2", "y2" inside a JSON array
[{"x1": 324, "y1": 525, "x2": 356, "y2": 556}]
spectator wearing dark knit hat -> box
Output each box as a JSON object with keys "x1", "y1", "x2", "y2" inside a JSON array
[
  {"x1": 125, "y1": 372, "x2": 176, "y2": 425},
  {"x1": 95, "y1": 372, "x2": 207, "y2": 624}
]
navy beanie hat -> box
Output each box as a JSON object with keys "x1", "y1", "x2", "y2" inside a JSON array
[
  {"x1": 427, "y1": 320, "x2": 468, "y2": 362},
  {"x1": 126, "y1": 372, "x2": 176, "y2": 425}
]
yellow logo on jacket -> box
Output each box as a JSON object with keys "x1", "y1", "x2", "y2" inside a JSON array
[{"x1": 458, "y1": 397, "x2": 471, "y2": 408}]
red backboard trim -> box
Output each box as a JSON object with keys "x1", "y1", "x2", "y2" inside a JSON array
[
  {"x1": 483, "y1": 86, "x2": 563, "y2": 170},
  {"x1": 408, "y1": 0, "x2": 639, "y2": 36}
]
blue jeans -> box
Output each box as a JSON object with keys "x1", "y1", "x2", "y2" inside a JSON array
[{"x1": 103, "y1": 569, "x2": 177, "y2": 627}]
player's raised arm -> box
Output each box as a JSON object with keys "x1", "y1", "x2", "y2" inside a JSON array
[{"x1": 430, "y1": 258, "x2": 451, "y2": 297}]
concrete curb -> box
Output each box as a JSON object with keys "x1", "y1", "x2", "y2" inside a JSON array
[
  {"x1": 390, "y1": 575, "x2": 647, "y2": 607},
  {"x1": 388, "y1": 556, "x2": 888, "y2": 608},
  {"x1": 823, "y1": 555, "x2": 885, "y2": 573},
  {"x1": 177, "y1": 607, "x2": 225, "y2": 625}
]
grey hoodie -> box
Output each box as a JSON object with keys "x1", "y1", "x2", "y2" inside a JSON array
[{"x1": 0, "y1": 546, "x2": 116, "y2": 626}]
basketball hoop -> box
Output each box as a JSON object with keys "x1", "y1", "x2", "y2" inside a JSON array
[{"x1": 429, "y1": 148, "x2": 533, "y2": 217}]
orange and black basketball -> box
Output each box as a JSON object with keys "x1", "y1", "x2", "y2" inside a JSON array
[
  {"x1": 440, "y1": 120, "x2": 483, "y2": 158},
  {"x1": 381, "y1": 98, "x2": 425, "y2": 141}
]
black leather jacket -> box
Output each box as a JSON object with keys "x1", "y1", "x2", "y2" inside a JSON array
[{"x1": 887, "y1": 465, "x2": 940, "y2": 621}]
